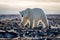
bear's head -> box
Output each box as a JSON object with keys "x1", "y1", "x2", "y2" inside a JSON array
[{"x1": 20, "y1": 8, "x2": 31, "y2": 17}]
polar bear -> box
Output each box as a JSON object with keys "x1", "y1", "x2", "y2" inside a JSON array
[{"x1": 20, "y1": 8, "x2": 49, "y2": 29}]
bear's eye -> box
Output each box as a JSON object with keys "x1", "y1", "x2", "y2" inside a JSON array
[{"x1": 22, "y1": 15, "x2": 23, "y2": 17}]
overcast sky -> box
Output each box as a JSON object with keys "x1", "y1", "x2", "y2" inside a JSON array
[{"x1": 0, "y1": 0, "x2": 60, "y2": 14}]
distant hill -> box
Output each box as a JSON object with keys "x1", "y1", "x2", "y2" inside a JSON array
[
  {"x1": 0, "y1": 14, "x2": 21, "y2": 19},
  {"x1": 0, "y1": 14, "x2": 60, "y2": 20},
  {"x1": 47, "y1": 14, "x2": 60, "y2": 20}
]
